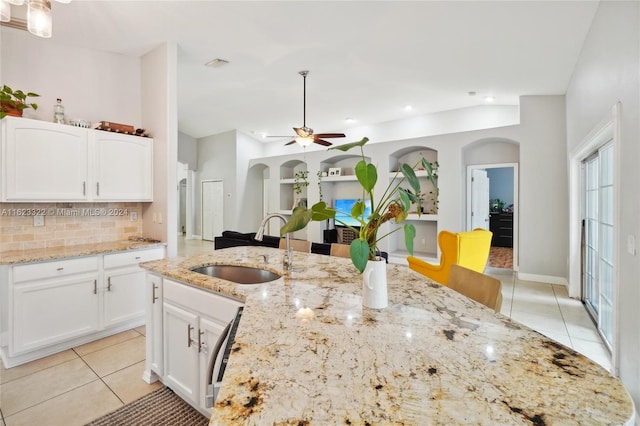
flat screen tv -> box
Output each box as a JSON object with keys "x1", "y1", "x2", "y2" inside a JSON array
[{"x1": 333, "y1": 198, "x2": 372, "y2": 228}]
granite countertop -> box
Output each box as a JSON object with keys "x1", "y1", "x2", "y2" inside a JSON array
[
  {"x1": 140, "y1": 246, "x2": 636, "y2": 425},
  {"x1": 0, "y1": 238, "x2": 166, "y2": 265}
]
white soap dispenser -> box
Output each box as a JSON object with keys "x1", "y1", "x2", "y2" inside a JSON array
[{"x1": 53, "y1": 98, "x2": 65, "y2": 124}]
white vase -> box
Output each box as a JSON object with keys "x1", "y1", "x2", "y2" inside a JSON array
[{"x1": 362, "y1": 259, "x2": 388, "y2": 309}]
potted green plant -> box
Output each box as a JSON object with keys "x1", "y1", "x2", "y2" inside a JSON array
[
  {"x1": 282, "y1": 137, "x2": 437, "y2": 273},
  {"x1": 293, "y1": 170, "x2": 309, "y2": 195},
  {"x1": 0, "y1": 85, "x2": 40, "y2": 119}
]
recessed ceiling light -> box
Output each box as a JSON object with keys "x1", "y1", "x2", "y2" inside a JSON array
[
  {"x1": 404, "y1": 105, "x2": 413, "y2": 111},
  {"x1": 205, "y1": 58, "x2": 229, "y2": 68},
  {"x1": 345, "y1": 117, "x2": 355, "y2": 123},
  {"x1": 484, "y1": 96, "x2": 495, "y2": 102}
]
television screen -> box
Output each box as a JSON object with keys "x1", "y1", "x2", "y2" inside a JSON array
[{"x1": 333, "y1": 198, "x2": 372, "y2": 228}]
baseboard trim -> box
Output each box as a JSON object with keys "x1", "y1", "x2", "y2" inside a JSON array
[{"x1": 517, "y1": 272, "x2": 568, "y2": 286}]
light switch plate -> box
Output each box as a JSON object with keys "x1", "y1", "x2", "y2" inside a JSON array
[
  {"x1": 627, "y1": 235, "x2": 636, "y2": 256},
  {"x1": 130, "y1": 211, "x2": 138, "y2": 221}
]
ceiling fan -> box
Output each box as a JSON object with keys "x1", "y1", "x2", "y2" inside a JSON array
[{"x1": 270, "y1": 70, "x2": 345, "y2": 147}]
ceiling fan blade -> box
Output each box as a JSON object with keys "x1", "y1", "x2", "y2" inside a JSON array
[
  {"x1": 314, "y1": 139, "x2": 333, "y2": 146},
  {"x1": 284, "y1": 140, "x2": 297, "y2": 145},
  {"x1": 314, "y1": 133, "x2": 346, "y2": 138}
]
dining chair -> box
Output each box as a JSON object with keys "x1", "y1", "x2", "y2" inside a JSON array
[
  {"x1": 279, "y1": 238, "x2": 312, "y2": 253},
  {"x1": 447, "y1": 264, "x2": 503, "y2": 312},
  {"x1": 330, "y1": 243, "x2": 351, "y2": 258},
  {"x1": 407, "y1": 228, "x2": 492, "y2": 285}
]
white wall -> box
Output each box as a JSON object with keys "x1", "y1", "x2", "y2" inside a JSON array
[
  {"x1": 178, "y1": 131, "x2": 197, "y2": 170},
  {"x1": 249, "y1": 95, "x2": 568, "y2": 281},
  {"x1": 236, "y1": 131, "x2": 266, "y2": 233},
  {"x1": 565, "y1": 0, "x2": 640, "y2": 411},
  {"x1": 1, "y1": 28, "x2": 141, "y2": 127},
  {"x1": 196, "y1": 130, "x2": 237, "y2": 236}
]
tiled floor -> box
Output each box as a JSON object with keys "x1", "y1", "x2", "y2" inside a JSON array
[
  {"x1": 0, "y1": 326, "x2": 162, "y2": 426},
  {"x1": 0, "y1": 238, "x2": 611, "y2": 425}
]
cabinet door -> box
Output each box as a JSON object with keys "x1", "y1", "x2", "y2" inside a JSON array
[
  {"x1": 4, "y1": 117, "x2": 88, "y2": 201},
  {"x1": 163, "y1": 301, "x2": 199, "y2": 403},
  {"x1": 103, "y1": 268, "x2": 145, "y2": 328},
  {"x1": 12, "y1": 275, "x2": 100, "y2": 355},
  {"x1": 93, "y1": 132, "x2": 153, "y2": 201},
  {"x1": 198, "y1": 316, "x2": 228, "y2": 413},
  {"x1": 145, "y1": 274, "x2": 163, "y2": 378}
]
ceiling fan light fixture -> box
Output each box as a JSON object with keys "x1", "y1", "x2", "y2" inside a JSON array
[
  {"x1": 295, "y1": 136, "x2": 314, "y2": 147},
  {"x1": 5, "y1": 0, "x2": 25, "y2": 5}
]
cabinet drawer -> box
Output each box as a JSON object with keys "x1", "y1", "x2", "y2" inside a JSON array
[
  {"x1": 104, "y1": 247, "x2": 165, "y2": 269},
  {"x1": 13, "y1": 257, "x2": 99, "y2": 283},
  {"x1": 164, "y1": 279, "x2": 242, "y2": 324}
]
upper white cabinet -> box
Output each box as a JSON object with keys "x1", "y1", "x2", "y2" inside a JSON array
[
  {"x1": 93, "y1": 132, "x2": 153, "y2": 201},
  {"x1": 3, "y1": 117, "x2": 89, "y2": 201},
  {"x1": 1, "y1": 117, "x2": 153, "y2": 202}
]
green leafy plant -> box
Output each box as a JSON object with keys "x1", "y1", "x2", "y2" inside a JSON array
[
  {"x1": 293, "y1": 170, "x2": 309, "y2": 195},
  {"x1": 281, "y1": 137, "x2": 438, "y2": 273},
  {"x1": 0, "y1": 85, "x2": 40, "y2": 119}
]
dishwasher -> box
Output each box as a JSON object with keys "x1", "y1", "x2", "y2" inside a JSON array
[{"x1": 205, "y1": 306, "x2": 243, "y2": 408}]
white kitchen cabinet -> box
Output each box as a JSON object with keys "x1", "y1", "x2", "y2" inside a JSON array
[
  {"x1": 103, "y1": 247, "x2": 165, "y2": 328},
  {"x1": 143, "y1": 273, "x2": 163, "y2": 383},
  {"x1": 0, "y1": 116, "x2": 153, "y2": 202},
  {"x1": 11, "y1": 259, "x2": 100, "y2": 356},
  {"x1": 92, "y1": 131, "x2": 153, "y2": 201},
  {"x1": 155, "y1": 278, "x2": 242, "y2": 416},
  {"x1": 2, "y1": 116, "x2": 89, "y2": 201},
  {"x1": 0, "y1": 246, "x2": 165, "y2": 368}
]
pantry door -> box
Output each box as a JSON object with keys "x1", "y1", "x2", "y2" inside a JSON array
[{"x1": 201, "y1": 180, "x2": 224, "y2": 241}]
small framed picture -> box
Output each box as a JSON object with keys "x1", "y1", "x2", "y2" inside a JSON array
[{"x1": 329, "y1": 167, "x2": 341, "y2": 176}]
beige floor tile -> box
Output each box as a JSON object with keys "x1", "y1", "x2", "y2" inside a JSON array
[
  {"x1": 73, "y1": 329, "x2": 141, "y2": 356},
  {"x1": 511, "y1": 298, "x2": 563, "y2": 316},
  {"x1": 81, "y1": 335, "x2": 145, "y2": 377},
  {"x1": 1, "y1": 412, "x2": 5, "y2": 426},
  {"x1": 134, "y1": 325, "x2": 146, "y2": 336},
  {"x1": 536, "y1": 329, "x2": 572, "y2": 348},
  {"x1": 0, "y1": 350, "x2": 78, "y2": 385},
  {"x1": 510, "y1": 310, "x2": 568, "y2": 336},
  {"x1": 0, "y1": 358, "x2": 97, "y2": 416},
  {"x1": 102, "y1": 360, "x2": 163, "y2": 404},
  {"x1": 4, "y1": 379, "x2": 122, "y2": 426},
  {"x1": 552, "y1": 284, "x2": 569, "y2": 298},
  {"x1": 572, "y1": 338, "x2": 612, "y2": 371},
  {"x1": 565, "y1": 321, "x2": 602, "y2": 342}
]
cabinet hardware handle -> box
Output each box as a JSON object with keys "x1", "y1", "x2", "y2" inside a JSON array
[
  {"x1": 107, "y1": 277, "x2": 112, "y2": 292},
  {"x1": 187, "y1": 324, "x2": 195, "y2": 348},
  {"x1": 198, "y1": 330, "x2": 205, "y2": 353},
  {"x1": 96, "y1": 182, "x2": 100, "y2": 196},
  {"x1": 56, "y1": 267, "x2": 64, "y2": 271},
  {"x1": 152, "y1": 283, "x2": 159, "y2": 303},
  {"x1": 93, "y1": 280, "x2": 97, "y2": 294},
  {"x1": 82, "y1": 181, "x2": 86, "y2": 196}
]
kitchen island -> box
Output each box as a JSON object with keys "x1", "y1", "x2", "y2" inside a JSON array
[{"x1": 141, "y1": 246, "x2": 635, "y2": 425}]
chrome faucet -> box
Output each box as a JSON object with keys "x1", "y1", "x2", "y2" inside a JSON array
[{"x1": 255, "y1": 213, "x2": 292, "y2": 270}]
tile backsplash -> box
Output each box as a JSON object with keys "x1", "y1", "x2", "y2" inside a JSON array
[{"x1": 0, "y1": 202, "x2": 143, "y2": 252}]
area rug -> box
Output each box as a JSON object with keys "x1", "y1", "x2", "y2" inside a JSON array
[
  {"x1": 488, "y1": 246, "x2": 513, "y2": 269},
  {"x1": 85, "y1": 386, "x2": 209, "y2": 426}
]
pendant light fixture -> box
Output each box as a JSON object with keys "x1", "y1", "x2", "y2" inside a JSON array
[{"x1": 0, "y1": 0, "x2": 70, "y2": 38}]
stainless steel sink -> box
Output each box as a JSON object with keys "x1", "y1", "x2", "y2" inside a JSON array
[{"x1": 190, "y1": 265, "x2": 281, "y2": 284}]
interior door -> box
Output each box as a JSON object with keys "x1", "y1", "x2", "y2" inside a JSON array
[
  {"x1": 202, "y1": 180, "x2": 224, "y2": 241},
  {"x1": 471, "y1": 169, "x2": 490, "y2": 230}
]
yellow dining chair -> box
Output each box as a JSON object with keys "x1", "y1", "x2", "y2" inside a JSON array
[
  {"x1": 447, "y1": 264, "x2": 503, "y2": 312},
  {"x1": 330, "y1": 243, "x2": 351, "y2": 258},
  {"x1": 279, "y1": 238, "x2": 312, "y2": 253},
  {"x1": 407, "y1": 228, "x2": 492, "y2": 285}
]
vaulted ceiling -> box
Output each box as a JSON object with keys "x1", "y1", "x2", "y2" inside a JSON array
[{"x1": 28, "y1": 1, "x2": 599, "y2": 140}]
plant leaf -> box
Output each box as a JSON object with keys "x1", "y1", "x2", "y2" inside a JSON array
[
  {"x1": 280, "y1": 206, "x2": 312, "y2": 236},
  {"x1": 404, "y1": 223, "x2": 416, "y2": 255},
  {"x1": 398, "y1": 189, "x2": 411, "y2": 212},
  {"x1": 350, "y1": 239, "x2": 369, "y2": 273},
  {"x1": 328, "y1": 136, "x2": 369, "y2": 152},
  {"x1": 400, "y1": 163, "x2": 420, "y2": 193},
  {"x1": 310, "y1": 201, "x2": 335, "y2": 221},
  {"x1": 355, "y1": 160, "x2": 377, "y2": 193},
  {"x1": 422, "y1": 158, "x2": 438, "y2": 188}
]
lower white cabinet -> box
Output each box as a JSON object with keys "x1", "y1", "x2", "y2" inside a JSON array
[
  {"x1": 12, "y1": 266, "x2": 100, "y2": 356},
  {"x1": 0, "y1": 246, "x2": 165, "y2": 368},
  {"x1": 145, "y1": 277, "x2": 242, "y2": 417}
]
